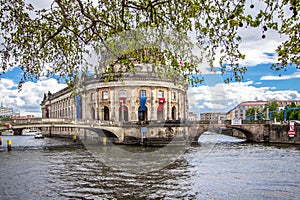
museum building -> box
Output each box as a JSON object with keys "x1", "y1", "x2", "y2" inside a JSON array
[{"x1": 40, "y1": 62, "x2": 188, "y2": 125}]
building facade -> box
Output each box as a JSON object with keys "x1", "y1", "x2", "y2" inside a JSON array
[
  {"x1": 227, "y1": 101, "x2": 268, "y2": 120},
  {"x1": 275, "y1": 100, "x2": 300, "y2": 110},
  {"x1": 41, "y1": 62, "x2": 188, "y2": 125}
]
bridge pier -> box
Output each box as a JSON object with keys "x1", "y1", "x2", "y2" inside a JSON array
[{"x1": 187, "y1": 122, "x2": 210, "y2": 145}]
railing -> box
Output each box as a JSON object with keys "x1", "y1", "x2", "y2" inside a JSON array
[{"x1": 1, "y1": 118, "x2": 216, "y2": 128}]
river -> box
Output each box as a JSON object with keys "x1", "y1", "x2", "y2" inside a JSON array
[{"x1": 0, "y1": 132, "x2": 299, "y2": 199}]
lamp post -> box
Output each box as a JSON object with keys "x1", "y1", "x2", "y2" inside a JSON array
[
  {"x1": 254, "y1": 107, "x2": 257, "y2": 121},
  {"x1": 265, "y1": 104, "x2": 270, "y2": 120}
]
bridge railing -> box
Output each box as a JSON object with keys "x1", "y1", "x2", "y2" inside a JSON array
[
  {"x1": 1, "y1": 118, "x2": 219, "y2": 128},
  {"x1": 224, "y1": 120, "x2": 273, "y2": 125}
]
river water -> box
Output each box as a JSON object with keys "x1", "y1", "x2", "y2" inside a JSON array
[{"x1": 0, "y1": 132, "x2": 299, "y2": 199}]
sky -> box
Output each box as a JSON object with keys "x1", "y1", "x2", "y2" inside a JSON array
[{"x1": 0, "y1": 1, "x2": 299, "y2": 117}]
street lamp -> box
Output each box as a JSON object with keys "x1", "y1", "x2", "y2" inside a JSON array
[{"x1": 265, "y1": 103, "x2": 270, "y2": 120}]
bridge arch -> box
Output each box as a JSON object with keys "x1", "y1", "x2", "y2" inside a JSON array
[
  {"x1": 225, "y1": 123, "x2": 267, "y2": 142},
  {"x1": 86, "y1": 126, "x2": 124, "y2": 143},
  {"x1": 187, "y1": 123, "x2": 210, "y2": 144},
  {"x1": 227, "y1": 127, "x2": 255, "y2": 141}
]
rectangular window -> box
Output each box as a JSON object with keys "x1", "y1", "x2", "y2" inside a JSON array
[
  {"x1": 102, "y1": 91, "x2": 108, "y2": 100},
  {"x1": 91, "y1": 93, "x2": 95, "y2": 101},
  {"x1": 140, "y1": 90, "x2": 146, "y2": 97},
  {"x1": 119, "y1": 90, "x2": 127, "y2": 98},
  {"x1": 158, "y1": 90, "x2": 164, "y2": 98}
]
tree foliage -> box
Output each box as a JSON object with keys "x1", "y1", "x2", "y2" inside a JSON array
[
  {"x1": 0, "y1": 0, "x2": 299, "y2": 87},
  {"x1": 286, "y1": 104, "x2": 300, "y2": 120},
  {"x1": 246, "y1": 106, "x2": 262, "y2": 116},
  {"x1": 266, "y1": 100, "x2": 279, "y2": 112}
]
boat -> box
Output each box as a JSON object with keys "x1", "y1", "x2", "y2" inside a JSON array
[
  {"x1": 22, "y1": 128, "x2": 42, "y2": 136},
  {"x1": 34, "y1": 133, "x2": 44, "y2": 139},
  {"x1": 1, "y1": 129, "x2": 14, "y2": 136}
]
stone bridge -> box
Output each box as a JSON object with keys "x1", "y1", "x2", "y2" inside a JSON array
[
  {"x1": 224, "y1": 120, "x2": 300, "y2": 144},
  {"x1": 0, "y1": 118, "x2": 212, "y2": 146},
  {"x1": 3, "y1": 118, "x2": 297, "y2": 145}
]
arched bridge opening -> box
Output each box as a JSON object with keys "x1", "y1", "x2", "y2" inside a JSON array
[
  {"x1": 227, "y1": 126, "x2": 255, "y2": 142},
  {"x1": 87, "y1": 128, "x2": 120, "y2": 143},
  {"x1": 82, "y1": 126, "x2": 124, "y2": 144}
]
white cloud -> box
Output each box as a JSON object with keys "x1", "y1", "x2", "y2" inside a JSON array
[
  {"x1": 188, "y1": 81, "x2": 300, "y2": 114},
  {"x1": 234, "y1": 28, "x2": 285, "y2": 67},
  {"x1": 0, "y1": 78, "x2": 66, "y2": 117},
  {"x1": 260, "y1": 72, "x2": 300, "y2": 81},
  {"x1": 0, "y1": 78, "x2": 15, "y2": 90}
]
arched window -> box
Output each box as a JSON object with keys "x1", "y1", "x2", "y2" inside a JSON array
[
  {"x1": 157, "y1": 98, "x2": 165, "y2": 120},
  {"x1": 138, "y1": 106, "x2": 148, "y2": 121},
  {"x1": 172, "y1": 106, "x2": 176, "y2": 120},
  {"x1": 157, "y1": 109, "x2": 164, "y2": 120},
  {"x1": 103, "y1": 106, "x2": 109, "y2": 121},
  {"x1": 119, "y1": 106, "x2": 129, "y2": 121},
  {"x1": 91, "y1": 107, "x2": 95, "y2": 120},
  {"x1": 91, "y1": 92, "x2": 95, "y2": 101},
  {"x1": 139, "y1": 94, "x2": 147, "y2": 121}
]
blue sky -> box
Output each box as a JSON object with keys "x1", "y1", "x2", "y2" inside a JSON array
[{"x1": 0, "y1": 0, "x2": 299, "y2": 117}]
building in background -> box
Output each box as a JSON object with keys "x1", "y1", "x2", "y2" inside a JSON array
[
  {"x1": 0, "y1": 103, "x2": 13, "y2": 118},
  {"x1": 275, "y1": 100, "x2": 300, "y2": 110},
  {"x1": 227, "y1": 101, "x2": 267, "y2": 120},
  {"x1": 188, "y1": 112, "x2": 198, "y2": 121},
  {"x1": 226, "y1": 100, "x2": 300, "y2": 120},
  {"x1": 200, "y1": 112, "x2": 226, "y2": 122}
]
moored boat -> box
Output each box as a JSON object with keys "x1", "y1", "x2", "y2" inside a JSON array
[
  {"x1": 34, "y1": 133, "x2": 44, "y2": 139},
  {"x1": 22, "y1": 129, "x2": 42, "y2": 136},
  {"x1": 1, "y1": 129, "x2": 14, "y2": 136}
]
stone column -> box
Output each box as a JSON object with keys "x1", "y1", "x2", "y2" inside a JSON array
[
  {"x1": 110, "y1": 87, "x2": 115, "y2": 121},
  {"x1": 182, "y1": 91, "x2": 187, "y2": 120},
  {"x1": 150, "y1": 86, "x2": 155, "y2": 120},
  {"x1": 95, "y1": 89, "x2": 99, "y2": 120},
  {"x1": 178, "y1": 92, "x2": 182, "y2": 121},
  {"x1": 167, "y1": 88, "x2": 171, "y2": 120},
  {"x1": 130, "y1": 86, "x2": 136, "y2": 121}
]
